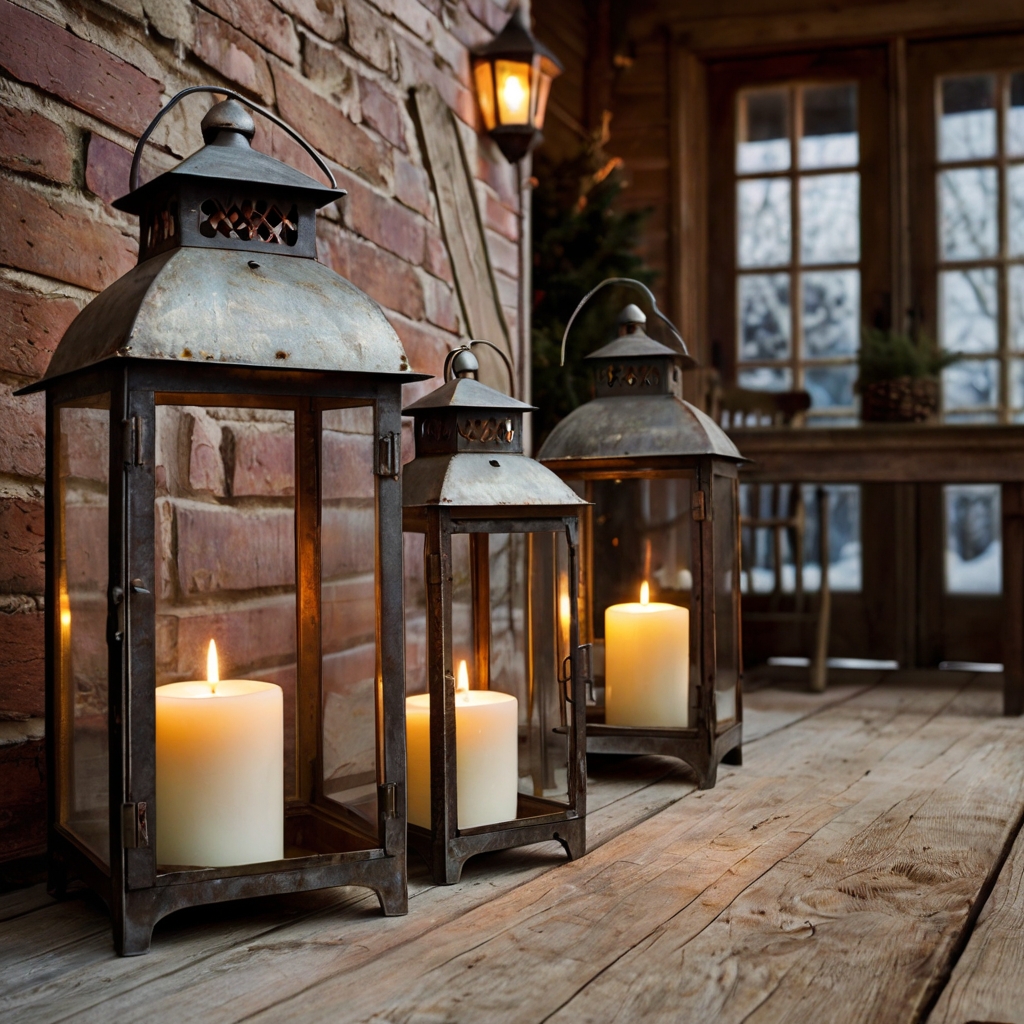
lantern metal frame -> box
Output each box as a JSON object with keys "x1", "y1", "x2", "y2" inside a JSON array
[
  {"x1": 538, "y1": 294, "x2": 747, "y2": 791},
  {"x1": 20, "y1": 89, "x2": 424, "y2": 954},
  {"x1": 471, "y1": 7, "x2": 563, "y2": 163},
  {"x1": 402, "y1": 349, "x2": 589, "y2": 884}
]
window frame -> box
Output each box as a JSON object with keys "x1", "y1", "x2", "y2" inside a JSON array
[
  {"x1": 908, "y1": 34, "x2": 1024, "y2": 424},
  {"x1": 708, "y1": 47, "x2": 893, "y2": 408}
]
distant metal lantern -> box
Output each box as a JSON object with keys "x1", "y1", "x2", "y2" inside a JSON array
[
  {"x1": 538, "y1": 285, "x2": 747, "y2": 789},
  {"x1": 19, "y1": 87, "x2": 424, "y2": 954},
  {"x1": 471, "y1": 7, "x2": 563, "y2": 163},
  {"x1": 402, "y1": 344, "x2": 588, "y2": 883}
]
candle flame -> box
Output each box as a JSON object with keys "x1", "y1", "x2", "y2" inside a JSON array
[
  {"x1": 207, "y1": 639, "x2": 219, "y2": 690},
  {"x1": 640, "y1": 581, "x2": 650, "y2": 606},
  {"x1": 60, "y1": 592, "x2": 71, "y2": 630},
  {"x1": 456, "y1": 659, "x2": 469, "y2": 693}
]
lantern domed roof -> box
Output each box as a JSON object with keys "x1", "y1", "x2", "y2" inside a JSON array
[
  {"x1": 33, "y1": 246, "x2": 413, "y2": 384},
  {"x1": 537, "y1": 394, "x2": 744, "y2": 465},
  {"x1": 402, "y1": 376, "x2": 533, "y2": 414}
]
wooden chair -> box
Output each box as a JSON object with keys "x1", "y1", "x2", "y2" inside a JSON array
[{"x1": 716, "y1": 387, "x2": 832, "y2": 692}]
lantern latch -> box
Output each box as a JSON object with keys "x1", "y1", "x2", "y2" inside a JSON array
[
  {"x1": 691, "y1": 490, "x2": 706, "y2": 521},
  {"x1": 121, "y1": 802, "x2": 149, "y2": 849},
  {"x1": 376, "y1": 431, "x2": 400, "y2": 479}
]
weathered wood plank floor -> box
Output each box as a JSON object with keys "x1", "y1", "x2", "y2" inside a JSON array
[{"x1": 3, "y1": 673, "x2": 1023, "y2": 1024}]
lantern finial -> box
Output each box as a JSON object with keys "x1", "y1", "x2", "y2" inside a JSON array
[{"x1": 201, "y1": 98, "x2": 256, "y2": 144}]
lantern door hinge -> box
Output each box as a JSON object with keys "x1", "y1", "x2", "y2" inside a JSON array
[
  {"x1": 376, "y1": 431, "x2": 400, "y2": 478},
  {"x1": 121, "y1": 802, "x2": 149, "y2": 848},
  {"x1": 691, "y1": 490, "x2": 706, "y2": 521},
  {"x1": 122, "y1": 416, "x2": 143, "y2": 466},
  {"x1": 380, "y1": 782, "x2": 397, "y2": 818}
]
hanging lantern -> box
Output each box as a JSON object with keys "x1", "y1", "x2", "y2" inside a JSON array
[
  {"x1": 402, "y1": 344, "x2": 588, "y2": 883},
  {"x1": 471, "y1": 7, "x2": 563, "y2": 163},
  {"x1": 538, "y1": 285, "x2": 747, "y2": 789},
  {"x1": 19, "y1": 87, "x2": 423, "y2": 954}
]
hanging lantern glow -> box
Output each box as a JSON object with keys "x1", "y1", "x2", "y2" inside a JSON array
[{"x1": 471, "y1": 7, "x2": 563, "y2": 163}]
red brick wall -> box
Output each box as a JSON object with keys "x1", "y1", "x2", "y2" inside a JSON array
[{"x1": 0, "y1": 0, "x2": 523, "y2": 863}]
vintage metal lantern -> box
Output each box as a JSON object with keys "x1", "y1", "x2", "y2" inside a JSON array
[
  {"x1": 402, "y1": 344, "x2": 588, "y2": 883},
  {"x1": 471, "y1": 7, "x2": 563, "y2": 163},
  {"x1": 538, "y1": 286, "x2": 746, "y2": 789},
  {"x1": 19, "y1": 88, "x2": 423, "y2": 954}
]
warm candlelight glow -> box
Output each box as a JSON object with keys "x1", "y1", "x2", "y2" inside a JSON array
[
  {"x1": 640, "y1": 581, "x2": 650, "y2": 606},
  {"x1": 207, "y1": 639, "x2": 219, "y2": 690},
  {"x1": 502, "y1": 71, "x2": 527, "y2": 116},
  {"x1": 60, "y1": 592, "x2": 71, "y2": 629},
  {"x1": 456, "y1": 659, "x2": 469, "y2": 694},
  {"x1": 559, "y1": 592, "x2": 571, "y2": 629}
]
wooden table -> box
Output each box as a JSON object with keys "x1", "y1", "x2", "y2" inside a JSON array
[
  {"x1": 3, "y1": 674, "x2": 1024, "y2": 1023},
  {"x1": 730, "y1": 423, "x2": 1024, "y2": 715}
]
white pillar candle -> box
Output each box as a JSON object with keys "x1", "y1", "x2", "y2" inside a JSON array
[
  {"x1": 605, "y1": 582, "x2": 690, "y2": 727},
  {"x1": 155, "y1": 640, "x2": 283, "y2": 867},
  {"x1": 407, "y1": 660, "x2": 518, "y2": 830}
]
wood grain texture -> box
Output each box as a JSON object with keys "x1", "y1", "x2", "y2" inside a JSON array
[
  {"x1": 2, "y1": 676, "x2": 1020, "y2": 1024},
  {"x1": 927, "y1": 810, "x2": 1024, "y2": 1024}
]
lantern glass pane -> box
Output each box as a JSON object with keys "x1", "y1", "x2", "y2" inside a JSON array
[
  {"x1": 535, "y1": 69, "x2": 553, "y2": 129},
  {"x1": 584, "y1": 475, "x2": 696, "y2": 728},
  {"x1": 405, "y1": 526, "x2": 575, "y2": 831},
  {"x1": 495, "y1": 59, "x2": 532, "y2": 126},
  {"x1": 714, "y1": 473, "x2": 740, "y2": 724},
  {"x1": 320, "y1": 406, "x2": 379, "y2": 829},
  {"x1": 57, "y1": 396, "x2": 111, "y2": 865},
  {"x1": 473, "y1": 61, "x2": 497, "y2": 132},
  {"x1": 154, "y1": 403, "x2": 294, "y2": 868}
]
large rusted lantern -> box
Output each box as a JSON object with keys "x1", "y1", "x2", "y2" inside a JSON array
[
  {"x1": 538, "y1": 287, "x2": 746, "y2": 789},
  {"x1": 402, "y1": 345, "x2": 588, "y2": 883},
  {"x1": 18, "y1": 88, "x2": 423, "y2": 954},
  {"x1": 471, "y1": 7, "x2": 562, "y2": 163}
]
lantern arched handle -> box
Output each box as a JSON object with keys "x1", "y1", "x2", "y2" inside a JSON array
[
  {"x1": 443, "y1": 340, "x2": 517, "y2": 398},
  {"x1": 129, "y1": 86, "x2": 338, "y2": 194},
  {"x1": 558, "y1": 277, "x2": 690, "y2": 367}
]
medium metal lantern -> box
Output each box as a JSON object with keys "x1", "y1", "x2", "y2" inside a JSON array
[
  {"x1": 19, "y1": 88, "x2": 424, "y2": 954},
  {"x1": 402, "y1": 345, "x2": 588, "y2": 884},
  {"x1": 538, "y1": 291, "x2": 746, "y2": 790}
]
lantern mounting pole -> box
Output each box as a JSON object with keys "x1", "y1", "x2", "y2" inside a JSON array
[{"x1": 129, "y1": 85, "x2": 338, "y2": 193}]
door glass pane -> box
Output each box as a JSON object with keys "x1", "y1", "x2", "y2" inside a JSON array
[
  {"x1": 943, "y1": 359, "x2": 1000, "y2": 416},
  {"x1": 1009, "y1": 73, "x2": 1024, "y2": 157},
  {"x1": 738, "y1": 273, "x2": 791, "y2": 361},
  {"x1": 738, "y1": 366, "x2": 793, "y2": 392},
  {"x1": 940, "y1": 75, "x2": 996, "y2": 161},
  {"x1": 945, "y1": 484, "x2": 1001, "y2": 594},
  {"x1": 1010, "y1": 358, "x2": 1024, "y2": 414},
  {"x1": 738, "y1": 178, "x2": 791, "y2": 267},
  {"x1": 740, "y1": 484, "x2": 861, "y2": 594},
  {"x1": 58, "y1": 397, "x2": 110, "y2": 865},
  {"x1": 737, "y1": 88, "x2": 790, "y2": 173},
  {"x1": 802, "y1": 270, "x2": 860, "y2": 356},
  {"x1": 800, "y1": 83, "x2": 858, "y2": 168},
  {"x1": 1008, "y1": 165, "x2": 1024, "y2": 256},
  {"x1": 940, "y1": 167, "x2": 998, "y2": 259},
  {"x1": 800, "y1": 173, "x2": 860, "y2": 264},
  {"x1": 940, "y1": 268, "x2": 998, "y2": 353},
  {"x1": 1011, "y1": 266, "x2": 1024, "y2": 352},
  {"x1": 805, "y1": 364, "x2": 857, "y2": 410}
]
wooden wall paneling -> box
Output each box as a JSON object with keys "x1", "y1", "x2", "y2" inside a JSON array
[
  {"x1": 670, "y1": 45, "x2": 710, "y2": 404},
  {"x1": 861, "y1": 483, "x2": 905, "y2": 663},
  {"x1": 916, "y1": 482, "x2": 945, "y2": 667},
  {"x1": 1002, "y1": 482, "x2": 1024, "y2": 714},
  {"x1": 636, "y1": 0, "x2": 1024, "y2": 56},
  {"x1": 535, "y1": 0, "x2": 590, "y2": 160}
]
